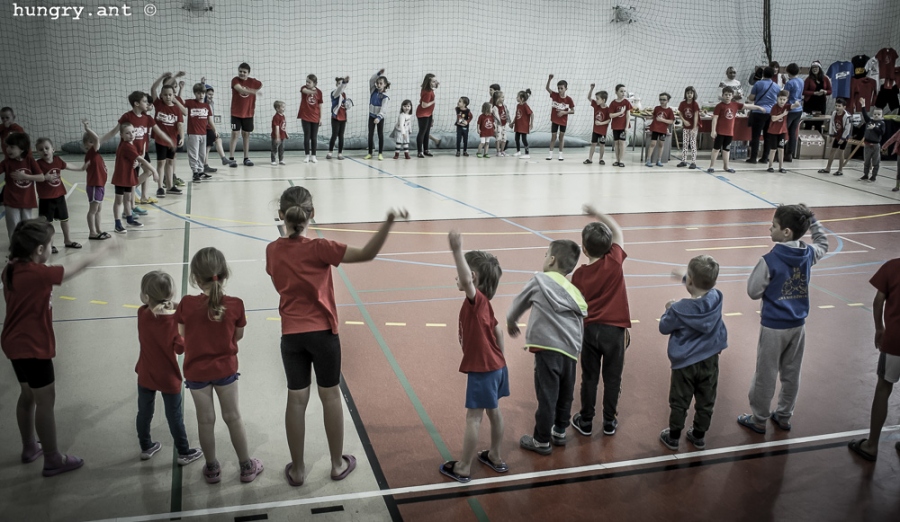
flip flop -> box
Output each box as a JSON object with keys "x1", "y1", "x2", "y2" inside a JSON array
[
  {"x1": 98, "y1": 232, "x2": 111, "y2": 239},
  {"x1": 737, "y1": 414, "x2": 766, "y2": 434},
  {"x1": 51, "y1": 246, "x2": 59, "y2": 254},
  {"x1": 284, "y1": 462, "x2": 303, "y2": 487},
  {"x1": 42, "y1": 454, "x2": 84, "y2": 477},
  {"x1": 476, "y1": 450, "x2": 509, "y2": 473},
  {"x1": 330, "y1": 454, "x2": 356, "y2": 481},
  {"x1": 65, "y1": 242, "x2": 82, "y2": 249},
  {"x1": 848, "y1": 439, "x2": 877, "y2": 462},
  {"x1": 439, "y1": 461, "x2": 471, "y2": 483}
]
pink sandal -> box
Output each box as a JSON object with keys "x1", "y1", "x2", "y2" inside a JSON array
[
  {"x1": 21, "y1": 442, "x2": 43, "y2": 464},
  {"x1": 204, "y1": 461, "x2": 221, "y2": 484},
  {"x1": 42, "y1": 454, "x2": 84, "y2": 477}
]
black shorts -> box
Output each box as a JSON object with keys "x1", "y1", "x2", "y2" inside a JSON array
[
  {"x1": 875, "y1": 85, "x2": 900, "y2": 111},
  {"x1": 551, "y1": 123, "x2": 567, "y2": 134},
  {"x1": 155, "y1": 142, "x2": 175, "y2": 161},
  {"x1": 281, "y1": 330, "x2": 342, "y2": 390},
  {"x1": 206, "y1": 129, "x2": 217, "y2": 143},
  {"x1": 831, "y1": 137, "x2": 847, "y2": 150},
  {"x1": 11, "y1": 358, "x2": 55, "y2": 389},
  {"x1": 612, "y1": 129, "x2": 627, "y2": 141},
  {"x1": 114, "y1": 185, "x2": 134, "y2": 195},
  {"x1": 713, "y1": 134, "x2": 733, "y2": 151},
  {"x1": 650, "y1": 131, "x2": 667, "y2": 141},
  {"x1": 39, "y1": 196, "x2": 68, "y2": 222},
  {"x1": 591, "y1": 132, "x2": 607, "y2": 144},
  {"x1": 766, "y1": 132, "x2": 786, "y2": 150},
  {"x1": 231, "y1": 116, "x2": 254, "y2": 133}
]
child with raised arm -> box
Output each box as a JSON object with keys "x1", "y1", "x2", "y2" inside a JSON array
[
  {"x1": 508, "y1": 240, "x2": 587, "y2": 455},
  {"x1": 327, "y1": 76, "x2": 350, "y2": 160},
  {"x1": 677, "y1": 87, "x2": 700, "y2": 169},
  {"x1": 608, "y1": 85, "x2": 633, "y2": 167},
  {"x1": 571, "y1": 205, "x2": 630, "y2": 437},
  {"x1": 545, "y1": 75, "x2": 574, "y2": 161},
  {"x1": 658, "y1": 256, "x2": 728, "y2": 451},
  {"x1": 80, "y1": 121, "x2": 110, "y2": 240},
  {"x1": 585, "y1": 85, "x2": 611, "y2": 165},
  {"x1": 439, "y1": 230, "x2": 508, "y2": 483},
  {"x1": 2, "y1": 219, "x2": 110, "y2": 476},
  {"x1": 645, "y1": 93, "x2": 675, "y2": 167},
  {"x1": 271, "y1": 101, "x2": 288, "y2": 166},
  {"x1": 149, "y1": 75, "x2": 185, "y2": 197},
  {"x1": 738, "y1": 204, "x2": 829, "y2": 434},
  {"x1": 298, "y1": 74, "x2": 324, "y2": 163},
  {"x1": 366, "y1": 69, "x2": 390, "y2": 161},
  {"x1": 1, "y1": 133, "x2": 42, "y2": 239},
  {"x1": 513, "y1": 90, "x2": 534, "y2": 159},
  {"x1": 34, "y1": 138, "x2": 86, "y2": 252},
  {"x1": 817, "y1": 98, "x2": 851, "y2": 177},
  {"x1": 134, "y1": 270, "x2": 203, "y2": 466},
  {"x1": 455, "y1": 97, "x2": 473, "y2": 157},
  {"x1": 707, "y1": 87, "x2": 762, "y2": 174},
  {"x1": 859, "y1": 99, "x2": 886, "y2": 182}
]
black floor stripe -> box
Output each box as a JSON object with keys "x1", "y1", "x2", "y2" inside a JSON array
[
  {"x1": 394, "y1": 440, "x2": 848, "y2": 505},
  {"x1": 311, "y1": 505, "x2": 345, "y2": 515},
  {"x1": 340, "y1": 375, "x2": 403, "y2": 520}
]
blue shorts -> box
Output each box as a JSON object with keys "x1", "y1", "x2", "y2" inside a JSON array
[
  {"x1": 465, "y1": 366, "x2": 509, "y2": 409},
  {"x1": 185, "y1": 372, "x2": 239, "y2": 390}
]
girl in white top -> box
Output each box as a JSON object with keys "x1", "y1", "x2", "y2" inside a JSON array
[{"x1": 391, "y1": 100, "x2": 413, "y2": 160}]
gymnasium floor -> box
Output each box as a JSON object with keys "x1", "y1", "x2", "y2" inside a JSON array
[{"x1": 1, "y1": 146, "x2": 899, "y2": 522}]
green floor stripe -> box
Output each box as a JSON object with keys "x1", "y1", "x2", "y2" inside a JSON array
[{"x1": 170, "y1": 181, "x2": 192, "y2": 513}]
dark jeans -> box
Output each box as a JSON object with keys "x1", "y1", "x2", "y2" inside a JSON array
[
  {"x1": 368, "y1": 117, "x2": 384, "y2": 154},
  {"x1": 136, "y1": 384, "x2": 190, "y2": 454},
  {"x1": 301, "y1": 120, "x2": 319, "y2": 155},
  {"x1": 533, "y1": 350, "x2": 576, "y2": 444},
  {"x1": 748, "y1": 112, "x2": 771, "y2": 161},
  {"x1": 515, "y1": 132, "x2": 530, "y2": 152},
  {"x1": 329, "y1": 119, "x2": 346, "y2": 153},
  {"x1": 785, "y1": 111, "x2": 803, "y2": 159},
  {"x1": 578, "y1": 323, "x2": 626, "y2": 424},
  {"x1": 416, "y1": 116, "x2": 433, "y2": 154},
  {"x1": 668, "y1": 354, "x2": 719, "y2": 439},
  {"x1": 456, "y1": 126, "x2": 469, "y2": 152}
]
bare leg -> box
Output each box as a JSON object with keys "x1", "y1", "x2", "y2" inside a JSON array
[
  {"x1": 156, "y1": 160, "x2": 166, "y2": 190},
  {"x1": 92, "y1": 202, "x2": 103, "y2": 234},
  {"x1": 588, "y1": 143, "x2": 596, "y2": 161},
  {"x1": 32, "y1": 384, "x2": 59, "y2": 459},
  {"x1": 59, "y1": 220, "x2": 73, "y2": 245},
  {"x1": 113, "y1": 194, "x2": 125, "y2": 222},
  {"x1": 709, "y1": 149, "x2": 720, "y2": 170},
  {"x1": 190, "y1": 386, "x2": 218, "y2": 464},
  {"x1": 647, "y1": 141, "x2": 657, "y2": 163},
  {"x1": 319, "y1": 385, "x2": 347, "y2": 476},
  {"x1": 548, "y1": 132, "x2": 557, "y2": 155},
  {"x1": 215, "y1": 382, "x2": 250, "y2": 463},
  {"x1": 558, "y1": 133, "x2": 566, "y2": 153},
  {"x1": 285, "y1": 387, "x2": 310, "y2": 484},
  {"x1": 453, "y1": 408, "x2": 483, "y2": 477},
  {"x1": 229, "y1": 130, "x2": 239, "y2": 158},
  {"x1": 485, "y1": 407, "x2": 504, "y2": 465},
  {"x1": 860, "y1": 378, "x2": 893, "y2": 455},
  {"x1": 242, "y1": 131, "x2": 251, "y2": 160},
  {"x1": 722, "y1": 150, "x2": 731, "y2": 170},
  {"x1": 16, "y1": 383, "x2": 36, "y2": 446}
]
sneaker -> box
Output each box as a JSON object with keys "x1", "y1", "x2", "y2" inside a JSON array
[
  {"x1": 689, "y1": 163, "x2": 697, "y2": 169},
  {"x1": 203, "y1": 165, "x2": 217, "y2": 173},
  {"x1": 551, "y1": 426, "x2": 568, "y2": 446},
  {"x1": 572, "y1": 413, "x2": 592, "y2": 437},
  {"x1": 483, "y1": 154, "x2": 490, "y2": 158},
  {"x1": 676, "y1": 161, "x2": 687, "y2": 167},
  {"x1": 834, "y1": 171, "x2": 843, "y2": 176},
  {"x1": 271, "y1": 161, "x2": 278, "y2": 165},
  {"x1": 337, "y1": 154, "x2": 344, "y2": 160},
  {"x1": 770, "y1": 412, "x2": 792, "y2": 431},
  {"x1": 893, "y1": 187, "x2": 900, "y2": 192},
  {"x1": 326, "y1": 153, "x2": 333, "y2": 159},
  {"x1": 869, "y1": 175, "x2": 878, "y2": 182},
  {"x1": 228, "y1": 160, "x2": 237, "y2": 168},
  {"x1": 558, "y1": 153, "x2": 564, "y2": 161},
  {"x1": 476, "y1": 153, "x2": 483, "y2": 158},
  {"x1": 645, "y1": 161, "x2": 653, "y2": 167},
  {"x1": 455, "y1": 151, "x2": 460, "y2": 157},
  {"x1": 546, "y1": 153, "x2": 553, "y2": 160},
  {"x1": 126, "y1": 218, "x2": 144, "y2": 228},
  {"x1": 193, "y1": 173, "x2": 202, "y2": 183},
  {"x1": 240, "y1": 457, "x2": 264, "y2": 483},
  {"x1": 132, "y1": 206, "x2": 148, "y2": 216},
  {"x1": 417, "y1": 152, "x2": 425, "y2": 158},
  {"x1": 519, "y1": 435, "x2": 552, "y2": 456},
  {"x1": 659, "y1": 429, "x2": 679, "y2": 451},
  {"x1": 463, "y1": 152, "x2": 469, "y2": 157},
  {"x1": 204, "y1": 461, "x2": 221, "y2": 484},
  {"x1": 200, "y1": 173, "x2": 212, "y2": 180},
  {"x1": 584, "y1": 159, "x2": 593, "y2": 164},
  {"x1": 167, "y1": 186, "x2": 183, "y2": 195},
  {"x1": 860, "y1": 174, "x2": 870, "y2": 181},
  {"x1": 174, "y1": 176, "x2": 186, "y2": 186},
  {"x1": 156, "y1": 188, "x2": 166, "y2": 198},
  {"x1": 177, "y1": 448, "x2": 203, "y2": 466},
  {"x1": 140, "y1": 441, "x2": 162, "y2": 460},
  {"x1": 745, "y1": 158, "x2": 758, "y2": 164},
  {"x1": 778, "y1": 168, "x2": 787, "y2": 173},
  {"x1": 310, "y1": 156, "x2": 318, "y2": 163},
  {"x1": 514, "y1": 151, "x2": 521, "y2": 156},
  {"x1": 304, "y1": 155, "x2": 310, "y2": 163},
  {"x1": 378, "y1": 153, "x2": 384, "y2": 161},
  {"x1": 685, "y1": 428, "x2": 706, "y2": 449},
  {"x1": 656, "y1": 162, "x2": 664, "y2": 167},
  {"x1": 364, "y1": 154, "x2": 372, "y2": 159},
  {"x1": 279, "y1": 161, "x2": 286, "y2": 165},
  {"x1": 602, "y1": 419, "x2": 618, "y2": 436},
  {"x1": 114, "y1": 223, "x2": 127, "y2": 234},
  {"x1": 423, "y1": 151, "x2": 433, "y2": 157},
  {"x1": 521, "y1": 154, "x2": 530, "y2": 159},
  {"x1": 243, "y1": 158, "x2": 254, "y2": 166}
]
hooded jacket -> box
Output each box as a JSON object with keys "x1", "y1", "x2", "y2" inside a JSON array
[
  {"x1": 507, "y1": 272, "x2": 588, "y2": 360},
  {"x1": 659, "y1": 289, "x2": 728, "y2": 370}
]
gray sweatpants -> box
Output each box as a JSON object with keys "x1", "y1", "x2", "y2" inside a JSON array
[
  {"x1": 863, "y1": 143, "x2": 880, "y2": 175},
  {"x1": 748, "y1": 325, "x2": 806, "y2": 424},
  {"x1": 186, "y1": 134, "x2": 207, "y2": 174}
]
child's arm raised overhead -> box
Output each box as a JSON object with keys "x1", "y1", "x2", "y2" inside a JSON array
[
  {"x1": 82, "y1": 120, "x2": 100, "y2": 151},
  {"x1": 449, "y1": 230, "x2": 476, "y2": 301},
  {"x1": 583, "y1": 204, "x2": 624, "y2": 246},
  {"x1": 150, "y1": 72, "x2": 170, "y2": 102},
  {"x1": 587, "y1": 83, "x2": 595, "y2": 103},
  {"x1": 99, "y1": 123, "x2": 121, "y2": 145},
  {"x1": 545, "y1": 74, "x2": 555, "y2": 95},
  {"x1": 341, "y1": 208, "x2": 409, "y2": 263}
]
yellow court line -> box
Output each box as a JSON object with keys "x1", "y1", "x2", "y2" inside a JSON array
[
  {"x1": 847, "y1": 303, "x2": 865, "y2": 307},
  {"x1": 345, "y1": 321, "x2": 365, "y2": 325},
  {"x1": 685, "y1": 245, "x2": 769, "y2": 252},
  {"x1": 819, "y1": 210, "x2": 900, "y2": 223},
  {"x1": 385, "y1": 322, "x2": 406, "y2": 326},
  {"x1": 122, "y1": 304, "x2": 141, "y2": 309},
  {"x1": 818, "y1": 305, "x2": 835, "y2": 309},
  {"x1": 59, "y1": 296, "x2": 76, "y2": 300},
  {"x1": 724, "y1": 312, "x2": 743, "y2": 317},
  {"x1": 61, "y1": 177, "x2": 87, "y2": 194},
  {"x1": 630, "y1": 319, "x2": 640, "y2": 324},
  {"x1": 517, "y1": 323, "x2": 527, "y2": 328},
  {"x1": 425, "y1": 323, "x2": 447, "y2": 327},
  {"x1": 89, "y1": 300, "x2": 107, "y2": 305},
  {"x1": 266, "y1": 317, "x2": 281, "y2": 321}
]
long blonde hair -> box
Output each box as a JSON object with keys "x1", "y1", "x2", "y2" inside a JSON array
[
  {"x1": 141, "y1": 271, "x2": 176, "y2": 315},
  {"x1": 189, "y1": 247, "x2": 230, "y2": 321}
]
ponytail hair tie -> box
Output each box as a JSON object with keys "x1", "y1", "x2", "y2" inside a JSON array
[{"x1": 211, "y1": 275, "x2": 219, "y2": 282}]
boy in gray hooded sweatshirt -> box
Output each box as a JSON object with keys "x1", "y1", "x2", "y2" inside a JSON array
[{"x1": 508, "y1": 240, "x2": 588, "y2": 455}]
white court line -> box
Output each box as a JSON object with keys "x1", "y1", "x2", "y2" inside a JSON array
[
  {"x1": 89, "y1": 425, "x2": 900, "y2": 522},
  {"x1": 836, "y1": 235, "x2": 876, "y2": 250},
  {"x1": 87, "y1": 259, "x2": 264, "y2": 270}
]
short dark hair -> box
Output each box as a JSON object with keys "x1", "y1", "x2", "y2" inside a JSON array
[
  {"x1": 5, "y1": 132, "x2": 30, "y2": 153},
  {"x1": 835, "y1": 97, "x2": 846, "y2": 106},
  {"x1": 597, "y1": 90, "x2": 608, "y2": 100},
  {"x1": 773, "y1": 204, "x2": 815, "y2": 240},
  {"x1": 688, "y1": 255, "x2": 719, "y2": 291},
  {"x1": 582, "y1": 222, "x2": 612, "y2": 258},
  {"x1": 549, "y1": 240, "x2": 580, "y2": 274},
  {"x1": 769, "y1": 61, "x2": 780, "y2": 70},
  {"x1": 489, "y1": 83, "x2": 501, "y2": 92},
  {"x1": 459, "y1": 96, "x2": 470, "y2": 107},
  {"x1": 127, "y1": 91, "x2": 148, "y2": 107},
  {"x1": 193, "y1": 83, "x2": 205, "y2": 94},
  {"x1": 615, "y1": 84, "x2": 626, "y2": 92},
  {"x1": 465, "y1": 251, "x2": 502, "y2": 299},
  {"x1": 0, "y1": 107, "x2": 14, "y2": 117},
  {"x1": 763, "y1": 67, "x2": 775, "y2": 79},
  {"x1": 722, "y1": 86, "x2": 735, "y2": 95},
  {"x1": 659, "y1": 92, "x2": 671, "y2": 100},
  {"x1": 238, "y1": 62, "x2": 251, "y2": 72},
  {"x1": 557, "y1": 80, "x2": 568, "y2": 88},
  {"x1": 778, "y1": 90, "x2": 789, "y2": 98},
  {"x1": 786, "y1": 63, "x2": 800, "y2": 75}
]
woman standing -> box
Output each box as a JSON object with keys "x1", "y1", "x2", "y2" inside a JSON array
[
  {"x1": 803, "y1": 61, "x2": 832, "y2": 131},
  {"x1": 416, "y1": 74, "x2": 439, "y2": 157}
]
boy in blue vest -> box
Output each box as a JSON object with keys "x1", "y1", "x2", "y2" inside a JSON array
[{"x1": 738, "y1": 204, "x2": 829, "y2": 433}]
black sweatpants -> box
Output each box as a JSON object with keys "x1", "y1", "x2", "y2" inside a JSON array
[{"x1": 668, "y1": 354, "x2": 719, "y2": 439}]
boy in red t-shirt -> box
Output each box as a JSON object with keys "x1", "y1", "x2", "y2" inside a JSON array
[
  {"x1": 570, "y1": 205, "x2": 630, "y2": 437},
  {"x1": 81, "y1": 120, "x2": 111, "y2": 240},
  {"x1": 545, "y1": 74, "x2": 575, "y2": 161},
  {"x1": 585, "y1": 85, "x2": 611, "y2": 165},
  {"x1": 183, "y1": 83, "x2": 217, "y2": 183},
  {"x1": 150, "y1": 74, "x2": 185, "y2": 196},
  {"x1": 848, "y1": 257, "x2": 900, "y2": 462},
  {"x1": 765, "y1": 91, "x2": 800, "y2": 173},
  {"x1": 608, "y1": 85, "x2": 633, "y2": 167},
  {"x1": 111, "y1": 123, "x2": 159, "y2": 234},
  {"x1": 34, "y1": 138, "x2": 86, "y2": 253},
  {"x1": 707, "y1": 87, "x2": 762, "y2": 174},
  {"x1": 645, "y1": 93, "x2": 675, "y2": 167},
  {"x1": 271, "y1": 101, "x2": 289, "y2": 166},
  {"x1": 229, "y1": 63, "x2": 263, "y2": 167}
]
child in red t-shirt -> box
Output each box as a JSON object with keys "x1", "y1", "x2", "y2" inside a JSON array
[
  {"x1": 677, "y1": 87, "x2": 701, "y2": 169},
  {"x1": 1, "y1": 219, "x2": 108, "y2": 477},
  {"x1": 848, "y1": 257, "x2": 900, "y2": 461},
  {"x1": 477, "y1": 103, "x2": 495, "y2": 158},
  {"x1": 135, "y1": 270, "x2": 202, "y2": 465},
  {"x1": 175, "y1": 247, "x2": 262, "y2": 484},
  {"x1": 545, "y1": 74, "x2": 575, "y2": 161},
  {"x1": 266, "y1": 186, "x2": 408, "y2": 486},
  {"x1": 440, "y1": 230, "x2": 508, "y2": 483},
  {"x1": 1, "y1": 132, "x2": 42, "y2": 239},
  {"x1": 491, "y1": 91, "x2": 512, "y2": 157},
  {"x1": 34, "y1": 138, "x2": 86, "y2": 252},
  {"x1": 645, "y1": 93, "x2": 676, "y2": 167},
  {"x1": 271, "y1": 101, "x2": 288, "y2": 166},
  {"x1": 149, "y1": 75, "x2": 185, "y2": 197},
  {"x1": 608, "y1": 84, "x2": 633, "y2": 167},
  {"x1": 707, "y1": 87, "x2": 762, "y2": 174},
  {"x1": 585, "y1": 85, "x2": 611, "y2": 165},
  {"x1": 298, "y1": 74, "x2": 324, "y2": 163},
  {"x1": 765, "y1": 91, "x2": 799, "y2": 173},
  {"x1": 80, "y1": 120, "x2": 110, "y2": 240},
  {"x1": 182, "y1": 82, "x2": 217, "y2": 183},
  {"x1": 0, "y1": 106, "x2": 26, "y2": 159},
  {"x1": 570, "y1": 205, "x2": 631, "y2": 437},
  {"x1": 513, "y1": 90, "x2": 534, "y2": 158},
  {"x1": 111, "y1": 123, "x2": 159, "y2": 234}
]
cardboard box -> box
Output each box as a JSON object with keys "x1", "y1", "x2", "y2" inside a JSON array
[{"x1": 797, "y1": 130, "x2": 825, "y2": 159}]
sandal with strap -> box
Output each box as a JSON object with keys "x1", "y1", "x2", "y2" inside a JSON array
[
  {"x1": 65, "y1": 242, "x2": 82, "y2": 249},
  {"x1": 42, "y1": 453, "x2": 84, "y2": 477},
  {"x1": 477, "y1": 450, "x2": 509, "y2": 473},
  {"x1": 439, "y1": 461, "x2": 471, "y2": 483},
  {"x1": 848, "y1": 439, "x2": 877, "y2": 462}
]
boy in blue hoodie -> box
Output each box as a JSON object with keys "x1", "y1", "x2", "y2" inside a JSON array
[
  {"x1": 739, "y1": 204, "x2": 829, "y2": 434},
  {"x1": 508, "y1": 240, "x2": 588, "y2": 455},
  {"x1": 658, "y1": 255, "x2": 727, "y2": 451}
]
